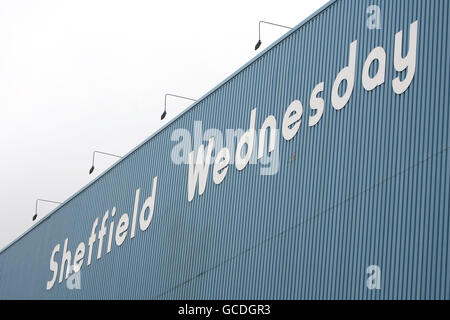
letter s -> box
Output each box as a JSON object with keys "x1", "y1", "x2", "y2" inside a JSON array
[
  {"x1": 46, "y1": 244, "x2": 60, "y2": 290},
  {"x1": 309, "y1": 82, "x2": 325, "y2": 127}
]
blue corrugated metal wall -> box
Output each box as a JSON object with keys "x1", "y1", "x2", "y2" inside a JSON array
[{"x1": 0, "y1": 0, "x2": 449, "y2": 299}]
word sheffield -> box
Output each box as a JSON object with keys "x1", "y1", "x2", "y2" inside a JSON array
[
  {"x1": 187, "y1": 21, "x2": 418, "y2": 202},
  {"x1": 46, "y1": 178, "x2": 158, "y2": 290}
]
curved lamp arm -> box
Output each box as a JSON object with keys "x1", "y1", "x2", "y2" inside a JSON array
[
  {"x1": 255, "y1": 21, "x2": 292, "y2": 50},
  {"x1": 161, "y1": 93, "x2": 197, "y2": 120},
  {"x1": 89, "y1": 150, "x2": 123, "y2": 174},
  {"x1": 34, "y1": 198, "x2": 61, "y2": 221}
]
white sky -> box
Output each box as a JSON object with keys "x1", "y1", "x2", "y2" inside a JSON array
[{"x1": 0, "y1": 0, "x2": 329, "y2": 250}]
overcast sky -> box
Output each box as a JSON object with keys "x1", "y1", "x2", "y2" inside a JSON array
[{"x1": 0, "y1": 0, "x2": 329, "y2": 250}]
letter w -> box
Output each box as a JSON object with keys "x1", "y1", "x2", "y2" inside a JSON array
[{"x1": 188, "y1": 138, "x2": 214, "y2": 202}]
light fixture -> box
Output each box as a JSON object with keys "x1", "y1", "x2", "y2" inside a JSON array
[
  {"x1": 34, "y1": 199, "x2": 62, "y2": 221},
  {"x1": 255, "y1": 40, "x2": 262, "y2": 50},
  {"x1": 255, "y1": 21, "x2": 292, "y2": 51},
  {"x1": 89, "y1": 150, "x2": 123, "y2": 175},
  {"x1": 161, "y1": 93, "x2": 197, "y2": 120}
]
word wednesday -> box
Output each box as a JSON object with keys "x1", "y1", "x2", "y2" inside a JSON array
[
  {"x1": 46, "y1": 20, "x2": 418, "y2": 290},
  {"x1": 187, "y1": 21, "x2": 418, "y2": 202}
]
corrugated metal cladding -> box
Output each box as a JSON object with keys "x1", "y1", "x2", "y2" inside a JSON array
[{"x1": 0, "y1": 0, "x2": 449, "y2": 300}]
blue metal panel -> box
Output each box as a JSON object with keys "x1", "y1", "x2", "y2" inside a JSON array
[{"x1": 0, "y1": 0, "x2": 449, "y2": 299}]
